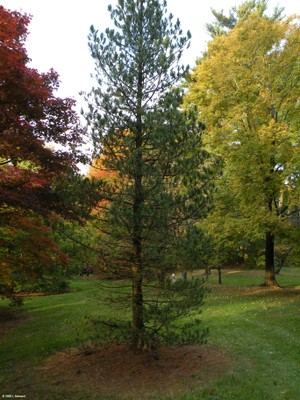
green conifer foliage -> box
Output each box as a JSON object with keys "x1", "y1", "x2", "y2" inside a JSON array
[{"x1": 84, "y1": 0, "x2": 213, "y2": 350}]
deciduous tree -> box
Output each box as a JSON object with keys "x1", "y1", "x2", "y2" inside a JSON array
[
  {"x1": 186, "y1": 12, "x2": 300, "y2": 286},
  {"x1": 0, "y1": 6, "x2": 94, "y2": 302},
  {"x1": 0, "y1": 6, "x2": 85, "y2": 213}
]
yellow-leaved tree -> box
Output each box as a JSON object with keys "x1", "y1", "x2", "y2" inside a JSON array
[{"x1": 186, "y1": 12, "x2": 300, "y2": 286}]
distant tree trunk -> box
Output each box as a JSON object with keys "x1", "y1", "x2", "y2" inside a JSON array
[
  {"x1": 217, "y1": 266, "x2": 222, "y2": 285},
  {"x1": 275, "y1": 246, "x2": 293, "y2": 274},
  {"x1": 264, "y1": 231, "x2": 278, "y2": 287},
  {"x1": 205, "y1": 264, "x2": 211, "y2": 278}
]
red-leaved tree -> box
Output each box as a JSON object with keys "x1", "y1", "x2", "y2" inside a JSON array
[{"x1": 0, "y1": 6, "x2": 93, "y2": 302}]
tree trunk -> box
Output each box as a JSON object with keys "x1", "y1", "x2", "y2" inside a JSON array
[
  {"x1": 131, "y1": 0, "x2": 145, "y2": 351},
  {"x1": 132, "y1": 263, "x2": 144, "y2": 350},
  {"x1": 132, "y1": 152, "x2": 144, "y2": 349},
  {"x1": 131, "y1": 137, "x2": 145, "y2": 350},
  {"x1": 217, "y1": 266, "x2": 222, "y2": 285},
  {"x1": 205, "y1": 264, "x2": 211, "y2": 278},
  {"x1": 264, "y1": 231, "x2": 278, "y2": 287}
]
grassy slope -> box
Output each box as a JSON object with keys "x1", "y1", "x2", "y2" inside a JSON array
[
  {"x1": 0, "y1": 280, "x2": 111, "y2": 392},
  {"x1": 191, "y1": 270, "x2": 300, "y2": 400},
  {"x1": 0, "y1": 269, "x2": 299, "y2": 400}
]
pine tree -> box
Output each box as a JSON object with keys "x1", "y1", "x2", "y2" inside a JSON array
[
  {"x1": 206, "y1": 0, "x2": 282, "y2": 38},
  {"x1": 84, "y1": 0, "x2": 212, "y2": 350}
]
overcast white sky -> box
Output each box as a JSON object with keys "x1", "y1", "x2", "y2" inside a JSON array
[{"x1": 2, "y1": 0, "x2": 300, "y2": 109}]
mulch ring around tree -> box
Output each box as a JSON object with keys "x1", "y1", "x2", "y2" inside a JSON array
[{"x1": 39, "y1": 344, "x2": 235, "y2": 399}]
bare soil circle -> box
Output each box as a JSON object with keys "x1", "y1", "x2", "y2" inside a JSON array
[{"x1": 40, "y1": 343, "x2": 234, "y2": 399}]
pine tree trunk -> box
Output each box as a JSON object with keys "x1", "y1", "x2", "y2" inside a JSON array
[
  {"x1": 131, "y1": 133, "x2": 145, "y2": 350},
  {"x1": 132, "y1": 263, "x2": 144, "y2": 350},
  {"x1": 131, "y1": 1, "x2": 145, "y2": 350},
  {"x1": 132, "y1": 154, "x2": 145, "y2": 349},
  {"x1": 264, "y1": 231, "x2": 278, "y2": 287}
]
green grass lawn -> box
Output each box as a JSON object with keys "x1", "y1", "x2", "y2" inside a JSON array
[
  {"x1": 0, "y1": 269, "x2": 299, "y2": 399},
  {"x1": 195, "y1": 269, "x2": 300, "y2": 400}
]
